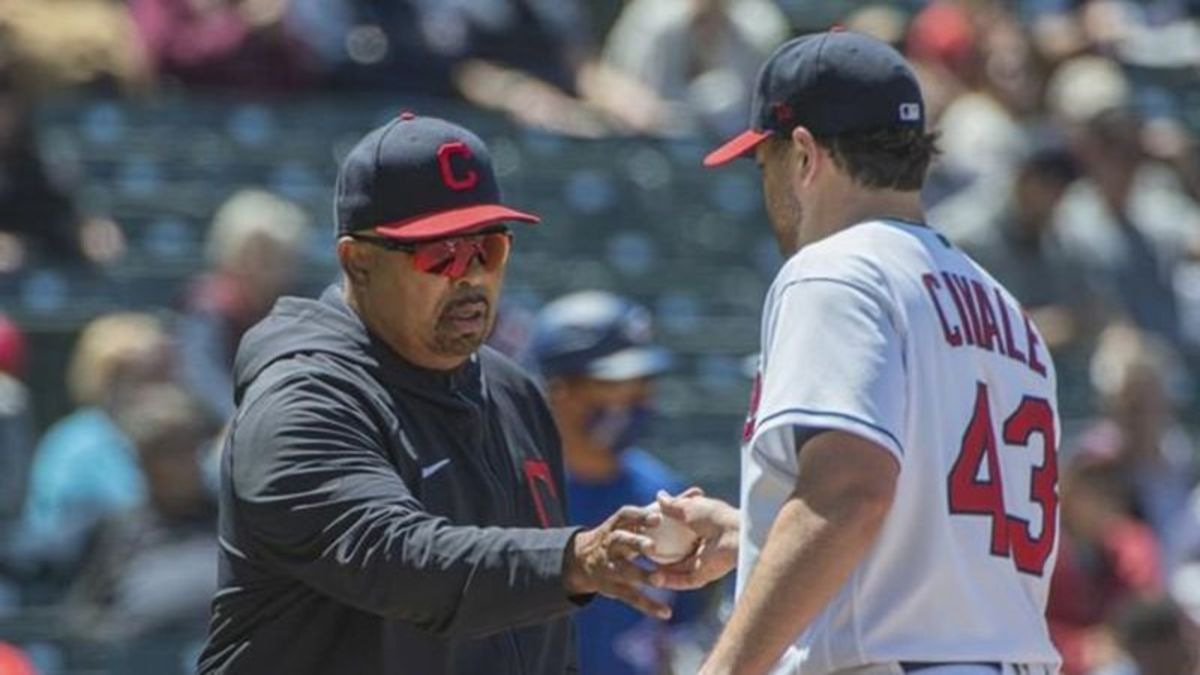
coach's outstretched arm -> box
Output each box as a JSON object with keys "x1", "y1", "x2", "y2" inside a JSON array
[
  {"x1": 230, "y1": 375, "x2": 670, "y2": 640},
  {"x1": 699, "y1": 430, "x2": 898, "y2": 675}
]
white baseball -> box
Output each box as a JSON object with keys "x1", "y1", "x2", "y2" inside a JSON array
[{"x1": 643, "y1": 502, "x2": 700, "y2": 564}]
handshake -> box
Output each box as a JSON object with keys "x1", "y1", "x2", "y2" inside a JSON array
[{"x1": 561, "y1": 489, "x2": 740, "y2": 620}]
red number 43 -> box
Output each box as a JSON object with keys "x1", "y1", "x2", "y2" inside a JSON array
[{"x1": 948, "y1": 382, "x2": 1058, "y2": 576}]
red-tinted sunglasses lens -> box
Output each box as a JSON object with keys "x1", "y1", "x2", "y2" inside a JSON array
[{"x1": 411, "y1": 232, "x2": 511, "y2": 279}]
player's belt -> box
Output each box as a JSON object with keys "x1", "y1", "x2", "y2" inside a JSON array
[{"x1": 900, "y1": 663, "x2": 1001, "y2": 674}]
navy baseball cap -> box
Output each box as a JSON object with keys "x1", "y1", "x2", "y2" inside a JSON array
[
  {"x1": 336, "y1": 112, "x2": 539, "y2": 240},
  {"x1": 704, "y1": 30, "x2": 925, "y2": 168},
  {"x1": 528, "y1": 291, "x2": 672, "y2": 381}
]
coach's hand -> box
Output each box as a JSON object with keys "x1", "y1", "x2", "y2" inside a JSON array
[
  {"x1": 649, "y1": 490, "x2": 740, "y2": 591},
  {"x1": 563, "y1": 505, "x2": 673, "y2": 620}
]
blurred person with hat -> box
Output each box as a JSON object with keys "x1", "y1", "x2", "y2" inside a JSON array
[
  {"x1": 529, "y1": 290, "x2": 709, "y2": 675},
  {"x1": 199, "y1": 114, "x2": 677, "y2": 675}
]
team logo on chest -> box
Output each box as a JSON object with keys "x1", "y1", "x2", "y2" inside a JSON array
[{"x1": 523, "y1": 459, "x2": 561, "y2": 528}]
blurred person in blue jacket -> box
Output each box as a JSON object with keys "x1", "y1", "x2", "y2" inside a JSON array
[
  {"x1": 19, "y1": 313, "x2": 172, "y2": 562},
  {"x1": 529, "y1": 290, "x2": 708, "y2": 675}
]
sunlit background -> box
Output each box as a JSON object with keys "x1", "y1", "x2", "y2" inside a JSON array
[{"x1": 0, "y1": 0, "x2": 1199, "y2": 674}]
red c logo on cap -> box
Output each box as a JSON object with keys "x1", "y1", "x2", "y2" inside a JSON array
[{"x1": 437, "y1": 142, "x2": 479, "y2": 191}]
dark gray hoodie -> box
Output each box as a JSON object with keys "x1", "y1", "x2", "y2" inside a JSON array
[{"x1": 198, "y1": 285, "x2": 584, "y2": 674}]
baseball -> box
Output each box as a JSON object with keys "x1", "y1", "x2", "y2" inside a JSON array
[{"x1": 643, "y1": 502, "x2": 700, "y2": 564}]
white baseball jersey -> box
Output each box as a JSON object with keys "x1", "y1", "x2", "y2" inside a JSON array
[{"x1": 738, "y1": 219, "x2": 1061, "y2": 675}]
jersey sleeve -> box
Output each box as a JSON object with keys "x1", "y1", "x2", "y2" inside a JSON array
[{"x1": 752, "y1": 277, "x2": 907, "y2": 463}]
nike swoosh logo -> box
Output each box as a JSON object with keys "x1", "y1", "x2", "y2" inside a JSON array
[{"x1": 421, "y1": 458, "x2": 452, "y2": 479}]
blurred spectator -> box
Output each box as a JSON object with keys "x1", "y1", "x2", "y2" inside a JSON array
[
  {"x1": 0, "y1": 68, "x2": 125, "y2": 272},
  {"x1": 950, "y1": 136, "x2": 1098, "y2": 355},
  {"x1": 843, "y1": 4, "x2": 910, "y2": 48},
  {"x1": 1049, "y1": 453, "x2": 1164, "y2": 675},
  {"x1": 0, "y1": 0, "x2": 149, "y2": 97},
  {"x1": 63, "y1": 384, "x2": 217, "y2": 645},
  {"x1": 179, "y1": 190, "x2": 309, "y2": 419},
  {"x1": 288, "y1": 0, "x2": 672, "y2": 136},
  {"x1": 915, "y1": 2, "x2": 1048, "y2": 213},
  {"x1": 1110, "y1": 596, "x2": 1200, "y2": 675},
  {"x1": 0, "y1": 315, "x2": 32, "y2": 524},
  {"x1": 0, "y1": 313, "x2": 25, "y2": 378},
  {"x1": 601, "y1": 0, "x2": 789, "y2": 136},
  {"x1": 1172, "y1": 489, "x2": 1200, "y2": 575},
  {"x1": 1048, "y1": 56, "x2": 1200, "y2": 347},
  {"x1": 0, "y1": 643, "x2": 36, "y2": 675},
  {"x1": 1026, "y1": 0, "x2": 1200, "y2": 69},
  {"x1": 19, "y1": 314, "x2": 172, "y2": 555},
  {"x1": 289, "y1": 0, "x2": 587, "y2": 93},
  {"x1": 129, "y1": 0, "x2": 318, "y2": 92},
  {"x1": 1082, "y1": 324, "x2": 1198, "y2": 568},
  {"x1": 529, "y1": 291, "x2": 707, "y2": 675}
]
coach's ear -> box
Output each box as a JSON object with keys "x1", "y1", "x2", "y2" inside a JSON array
[
  {"x1": 789, "y1": 126, "x2": 821, "y2": 188},
  {"x1": 337, "y1": 237, "x2": 371, "y2": 286}
]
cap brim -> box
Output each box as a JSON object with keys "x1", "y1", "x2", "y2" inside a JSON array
[
  {"x1": 703, "y1": 129, "x2": 773, "y2": 168},
  {"x1": 373, "y1": 204, "x2": 540, "y2": 241},
  {"x1": 585, "y1": 347, "x2": 673, "y2": 381}
]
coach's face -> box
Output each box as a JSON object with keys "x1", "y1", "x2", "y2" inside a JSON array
[
  {"x1": 339, "y1": 235, "x2": 507, "y2": 371},
  {"x1": 756, "y1": 137, "x2": 805, "y2": 257}
]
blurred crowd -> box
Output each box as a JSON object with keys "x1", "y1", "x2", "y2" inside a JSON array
[{"x1": 0, "y1": 0, "x2": 1199, "y2": 674}]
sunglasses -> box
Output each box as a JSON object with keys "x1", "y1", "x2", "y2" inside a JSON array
[{"x1": 350, "y1": 227, "x2": 513, "y2": 280}]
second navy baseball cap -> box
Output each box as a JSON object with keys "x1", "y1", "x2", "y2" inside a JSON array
[
  {"x1": 336, "y1": 113, "x2": 540, "y2": 240},
  {"x1": 704, "y1": 30, "x2": 925, "y2": 168},
  {"x1": 528, "y1": 291, "x2": 672, "y2": 381}
]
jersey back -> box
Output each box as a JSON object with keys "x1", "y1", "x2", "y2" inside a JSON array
[{"x1": 739, "y1": 220, "x2": 1061, "y2": 675}]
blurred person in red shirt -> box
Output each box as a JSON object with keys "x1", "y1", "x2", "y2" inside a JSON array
[
  {"x1": 0, "y1": 643, "x2": 36, "y2": 675},
  {"x1": 1049, "y1": 453, "x2": 1164, "y2": 675},
  {"x1": 1079, "y1": 324, "x2": 1198, "y2": 569},
  {"x1": 129, "y1": 0, "x2": 318, "y2": 92}
]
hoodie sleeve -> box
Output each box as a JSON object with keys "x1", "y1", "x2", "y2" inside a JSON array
[{"x1": 227, "y1": 372, "x2": 584, "y2": 639}]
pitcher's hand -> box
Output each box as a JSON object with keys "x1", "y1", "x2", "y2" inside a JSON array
[{"x1": 650, "y1": 489, "x2": 740, "y2": 591}]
